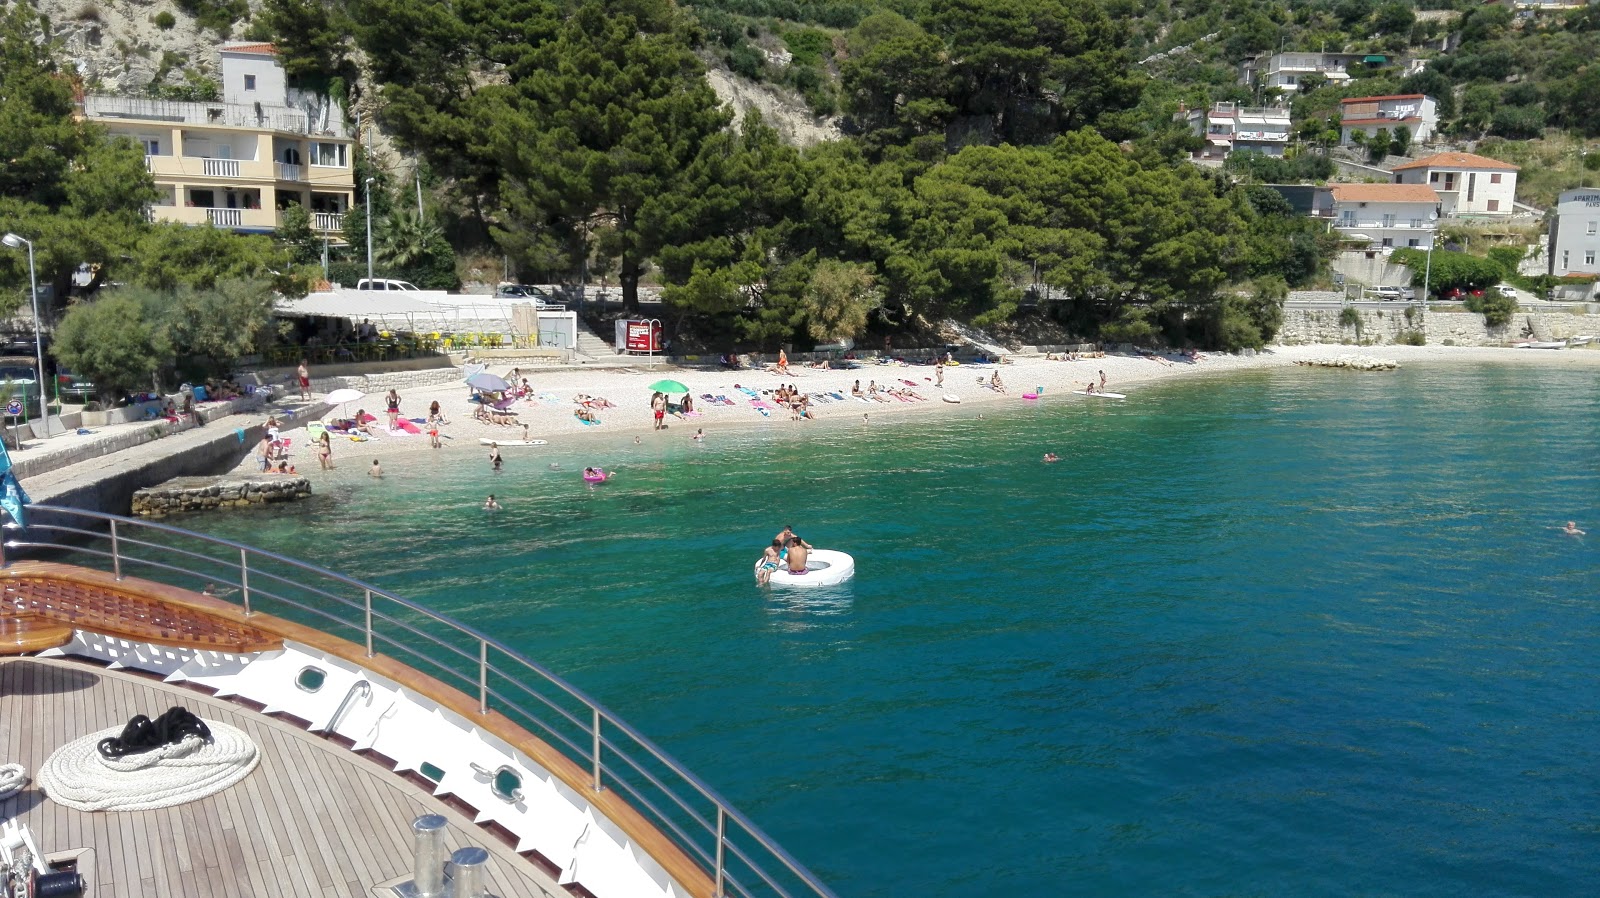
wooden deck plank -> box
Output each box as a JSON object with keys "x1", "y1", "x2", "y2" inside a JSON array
[{"x1": 0, "y1": 657, "x2": 572, "y2": 898}]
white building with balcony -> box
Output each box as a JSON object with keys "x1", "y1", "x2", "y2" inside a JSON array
[
  {"x1": 1315, "y1": 183, "x2": 1441, "y2": 248},
  {"x1": 1178, "y1": 102, "x2": 1292, "y2": 162},
  {"x1": 1390, "y1": 152, "x2": 1519, "y2": 217},
  {"x1": 83, "y1": 42, "x2": 355, "y2": 238},
  {"x1": 1548, "y1": 188, "x2": 1600, "y2": 278},
  {"x1": 1339, "y1": 94, "x2": 1439, "y2": 146},
  {"x1": 1241, "y1": 51, "x2": 1390, "y2": 93}
]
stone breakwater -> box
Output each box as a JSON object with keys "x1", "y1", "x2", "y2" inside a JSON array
[
  {"x1": 132, "y1": 476, "x2": 311, "y2": 517},
  {"x1": 1295, "y1": 355, "x2": 1401, "y2": 371}
]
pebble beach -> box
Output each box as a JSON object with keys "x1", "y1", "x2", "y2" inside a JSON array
[{"x1": 238, "y1": 344, "x2": 1600, "y2": 474}]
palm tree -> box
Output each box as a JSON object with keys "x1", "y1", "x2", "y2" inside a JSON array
[{"x1": 377, "y1": 208, "x2": 444, "y2": 269}]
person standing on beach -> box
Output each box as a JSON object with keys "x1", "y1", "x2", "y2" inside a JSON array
[
  {"x1": 256, "y1": 434, "x2": 273, "y2": 471},
  {"x1": 489, "y1": 442, "x2": 502, "y2": 471},
  {"x1": 651, "y1": 392, "x2": 667, "y2": 430},
  {"x1": 316, "y1": 431, "x2": 333, "y2": 470},
  {"x1": 297, "y1": 360, "x2": 311, "y2": 400},
  {"x1": 1099, "y1": 369, "x2": 1107, "y2": 390},
  {"x1": 935, "y1": 362, "x2": 944, "y2": 388}
]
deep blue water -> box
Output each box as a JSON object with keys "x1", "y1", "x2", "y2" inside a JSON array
[{"x1": 176, "y1": 363, "x2": 1598, "y2": 897}]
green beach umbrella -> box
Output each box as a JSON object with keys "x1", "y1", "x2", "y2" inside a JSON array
[{"x1": 648, "y1": 379, "x2": 689, "y2": 394}]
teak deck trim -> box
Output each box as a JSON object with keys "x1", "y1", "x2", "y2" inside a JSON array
[{"x1": 2, "y1": 562, "x2": 717, "y2": 898}]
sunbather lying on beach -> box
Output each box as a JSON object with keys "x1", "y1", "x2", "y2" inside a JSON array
[{"x1": 574, "y1": 408, "x2": 599, "y2": 423}]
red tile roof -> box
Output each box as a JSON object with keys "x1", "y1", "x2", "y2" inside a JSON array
[
  {"x1": 221, "y1": 42, "x2": 277, "y2": 55},
  {"x1": 1328, "y1": 183, "x2": 1441, "y2": 203},
  {"x1": 1340, "y1": 94, "x2": 1427, "y2": 104},
  {"x1": 1391, "y1": 151, "x2": 1519, "y2": 172}
]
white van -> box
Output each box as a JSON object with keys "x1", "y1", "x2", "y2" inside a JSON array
[{"x1": 356, "y1": 278, "x2": 420, "y2": 291}]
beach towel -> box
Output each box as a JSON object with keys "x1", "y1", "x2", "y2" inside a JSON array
[
  {"x1": 397, "y1": 420, "x2": 421, "y2": 434},
  {"x1": 577, "y1": 417, "x2": 601, "y2": 426},
  {"x1": 829, "y1": 392, "x2": 846, "y2": 401},
  {"x1": 751, "y1": 403, "x2": 770, "y2": 417},
  {"x1": 712, "y1": 395, "x2": 736, "y2": 406}
]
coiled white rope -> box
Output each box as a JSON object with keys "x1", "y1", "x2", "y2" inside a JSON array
[
  {"x1": 0, "y1": 764, "x2": 27, "y2": 800},
  {"x1": 38, "y1": 720, "x2": 258, "y2": 811}
]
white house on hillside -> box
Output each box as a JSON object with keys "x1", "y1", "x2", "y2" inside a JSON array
[
  {"x1": 1177, "y1": 102, "x2": 1292, "y2": 162},
  {"x1": 1390, "y1": 152, "x2": 1519, "y2": 217},
  {"x1": 1339, "y1": 94, "x2": 1439, "y2": 146},
  {"x1": 82, "y1": 42, "x2": 355, "y2": 238},
  {"x1": 1240, "y1": 51, "x2": 1392, "y2": 93},
  {"x1": 1548, "y1": 188, "x2": 1600, "y2": 278},
  {"x1": 1315, "y1": 183, "x2": 1441, "y2": 248}
]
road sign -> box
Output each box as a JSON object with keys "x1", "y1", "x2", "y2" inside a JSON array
[{"x1": 5, "y1": 400, "x2": 20, "y2": 417}]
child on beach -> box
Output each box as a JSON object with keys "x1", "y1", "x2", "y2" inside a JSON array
[{"x1": 369, "y1": 459, "x2": 383, "y2": 477}]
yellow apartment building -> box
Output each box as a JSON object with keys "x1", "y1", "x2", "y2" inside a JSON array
[{"x1": 82, "y1": 42, "x2": 355, "y2": 240}]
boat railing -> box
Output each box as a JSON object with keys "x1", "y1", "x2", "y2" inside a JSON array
[{"x1": 6, "y1": 505, "x2": 837, "y2": 898}]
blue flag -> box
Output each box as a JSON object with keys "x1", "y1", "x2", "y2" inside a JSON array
[{"x1": 0, "y1": 441, "x2": 27, "y2": 528}]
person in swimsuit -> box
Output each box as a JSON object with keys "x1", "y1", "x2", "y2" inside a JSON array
[
  {"x1": 484, "y1": 494, "x2": 500, "y2": 511},
  {"x1": 754, "y1": 539, "x2": 783, "y2": 584},
  {"x1": 297, "y1": 360, "x2": 311, "y2": 400},
  {"x1": 1099, "y1": 369, "x2": 1107, "y2": 389},
  {"x1": 693, "y1": 428, "x2": 704, "y2": 442},
  {"x1": 786, "y1": 536, "x2": 809, "y2": 573},
  {"x1": 1562, "y1": 521, "x2": 1585, "y2": 535},
  {"x1": 852, "y1": 380, "x2": 863, "y2": 398},
  {"x1": 489, "y1": 442, "x2": 502, "y2": 471},
  {"x1": 369, "y1": 459, "x2": 383, "y2": 478},
  {"x1": 385, "y1": 390, "x2": 402, "y2": 429},
  {"x1": 651, "y1": 392, "x2": 666, "y2": 430},
  {"x1": 316, "y1": 431, "x2": 333, "y2": 470},
  {"x1": 1043, "y1": 453, "x2": 1059, "y2": 463}
]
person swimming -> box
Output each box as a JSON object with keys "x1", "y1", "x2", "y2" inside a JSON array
[
  {"x1": 484, "y1": 494, "x2": 501, "y2": 511},
  {"x1": 1562, "y1": 520, "x2": 1585, "y2": 535},
  {"x1": 1043, "y1": 453, "x2": 1059, "y2": 463}
]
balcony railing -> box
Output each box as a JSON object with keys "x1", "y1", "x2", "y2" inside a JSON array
[
  {"x1": 276, "y1": 162, "x2": 303, "y2": 181},
  {"x1": 84, "y1": 94, "x2": 353, "y2": 139},
  {"x1": 207, "y1": 208, "x2": 244, "y2": 227},
  {"x1": 312, "y1": 212, "x2": 344, "y2": 232},
  {"x1": 201, "y1": 158, "x2": 241, "y2": 178},
  {"x1": 1332, "y1": 218, "x2": 1436, "y2": 230}
]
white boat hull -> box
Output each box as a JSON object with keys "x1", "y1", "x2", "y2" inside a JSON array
[
  {"x1": 768, "y1": 550, "x2": 855, "y2": 588},
  {"x1": 479, "y1": 438, "x2": 548, "y2": 446}
]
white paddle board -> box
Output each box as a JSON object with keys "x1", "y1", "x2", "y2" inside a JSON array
[
  {"x1": 479, "y1": 438, "x2": 549, "y2": 446},
  {"x1": 942, "y1": 394, "x2": 961, "y2": 404},
  {"x1": 1072, "y1": 391, "x2": 1125, "y2": 399}
]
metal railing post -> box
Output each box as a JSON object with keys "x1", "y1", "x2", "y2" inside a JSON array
[
  {"x1": 591, "y1": 708, "x2": 603, "y2": 793},
  {"x1": 715, "y1": 806, "x2": 726, "y2": 898},
  {"x1": 239, "y1": 548, "x2": 252, "y2": 615},
  {"x1": 364, "y1": 589, "x2": 374, "y2": 657},
  {"x1": 109, "y1": 520, "x2": 122, "y2": 580},
  {"x1": 478, "y1": 639, "x2": 488, "y2": 715}
]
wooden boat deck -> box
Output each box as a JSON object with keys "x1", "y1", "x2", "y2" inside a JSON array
[{"x1": 0, "y1": 656, "x2": 569, "y2": 898}]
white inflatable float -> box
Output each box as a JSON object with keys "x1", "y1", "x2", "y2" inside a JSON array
[{"x1": 767, "y1": 550, "x2": 856, "y2": 587}]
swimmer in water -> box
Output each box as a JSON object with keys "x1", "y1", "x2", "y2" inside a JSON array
[
  {"x1": 693, "y1": 428, "x2": 704, "y2": 442},
  {"x1": 1043, "y1": 453, "x2": 1059, "y2": 463},
  {"x1": 484, "y1": 494, "x2": 501, "y2": 511},
  {"x1": 1562, "y1": 520, "x2": 1585, "y2": 535}
]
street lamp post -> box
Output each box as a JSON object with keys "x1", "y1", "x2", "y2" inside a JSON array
[
  {"x1": 1420, "y1": 210, "x2": 1439, "y2": 314},
  {"x1": 365, "y1": 176, "x2": 376, "y2": 287},
  {"x1": 1, "y1": 233, "x2": 49, "y2": 437}
]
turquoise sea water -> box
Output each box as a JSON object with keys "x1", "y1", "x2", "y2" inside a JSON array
[{"x1": 177, "y1": 363, "x2": 1597, "y2": 897}]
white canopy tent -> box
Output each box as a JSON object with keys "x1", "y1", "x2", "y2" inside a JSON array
[{"x1": 278, "y1": 289, "x2": 578, "y2": 350}]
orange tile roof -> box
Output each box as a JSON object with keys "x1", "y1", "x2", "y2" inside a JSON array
[
  {"x1": 1340, "y1": 94, "x2": 1427, "y2": 104},
  {"x1": 221, "y1": 42, "x2": 277, "y2": 55},
  {"x1": 1328, "y1": 183, "x2": 1440, "y2": 203},
  {"x1": 1391, "y1": 151, "x2": 1518, "y2": 172},
  {"x1": 1342, "y1": 117, "x2": 1423, "y2": 125}
]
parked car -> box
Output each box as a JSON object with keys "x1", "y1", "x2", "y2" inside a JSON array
[
  {"x1": 54, "y1": 367, "x2": 95, "y2": 403},
  {"x1": 495, "y1": 283, "x2": 566, "y2": 310},
  {"x1": 1371, "y1": 285, "x2": 1407, "y2": 301},
  {"x1": 1493, "y1": 284, "x2": 1518, "y2": 298},
  {"x1": 1438, "y1": 286, "x2": 1486, "y2": 301},
  {"x1": 0, "y1": 357, "x2": 42, "y2": 417},
  {"x1": 355, "y1": 278, "x2": 421, "y2": 291}
]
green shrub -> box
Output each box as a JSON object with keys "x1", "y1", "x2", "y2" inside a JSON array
[
  {"x1": 154, "y1": 10, "x2": 176, "y2": 29},
  {"x1": 1396, "y1": 329, "x2": 1426, "y2": 345}
]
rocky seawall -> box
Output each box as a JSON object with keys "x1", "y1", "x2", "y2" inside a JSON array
[
  {"x1": 1294, "y1": 355, "x2": 1400, "y2": 371},
  {"x1": 132, "y1": 476, "x2": 310, "y2": 517}
]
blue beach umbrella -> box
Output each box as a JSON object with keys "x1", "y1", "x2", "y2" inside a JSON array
[{"x1": 466, "y1": 372, "x2": 511, "y2": 392}]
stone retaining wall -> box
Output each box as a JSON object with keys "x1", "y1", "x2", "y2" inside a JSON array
[
  {"x1": 307, "y1": 366, "x2": 463, "y2": 396},
  {"x1": 1278, "y1": 307, "x2": 1600, "y2": 346},
  {"x1": 132, "y1": 476, "x2": 311, "y2": 517}
]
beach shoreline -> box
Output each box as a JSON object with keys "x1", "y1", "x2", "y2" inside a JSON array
[{"x1": 241, "y1": 344, "x2": 1600, "y2": 478}]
